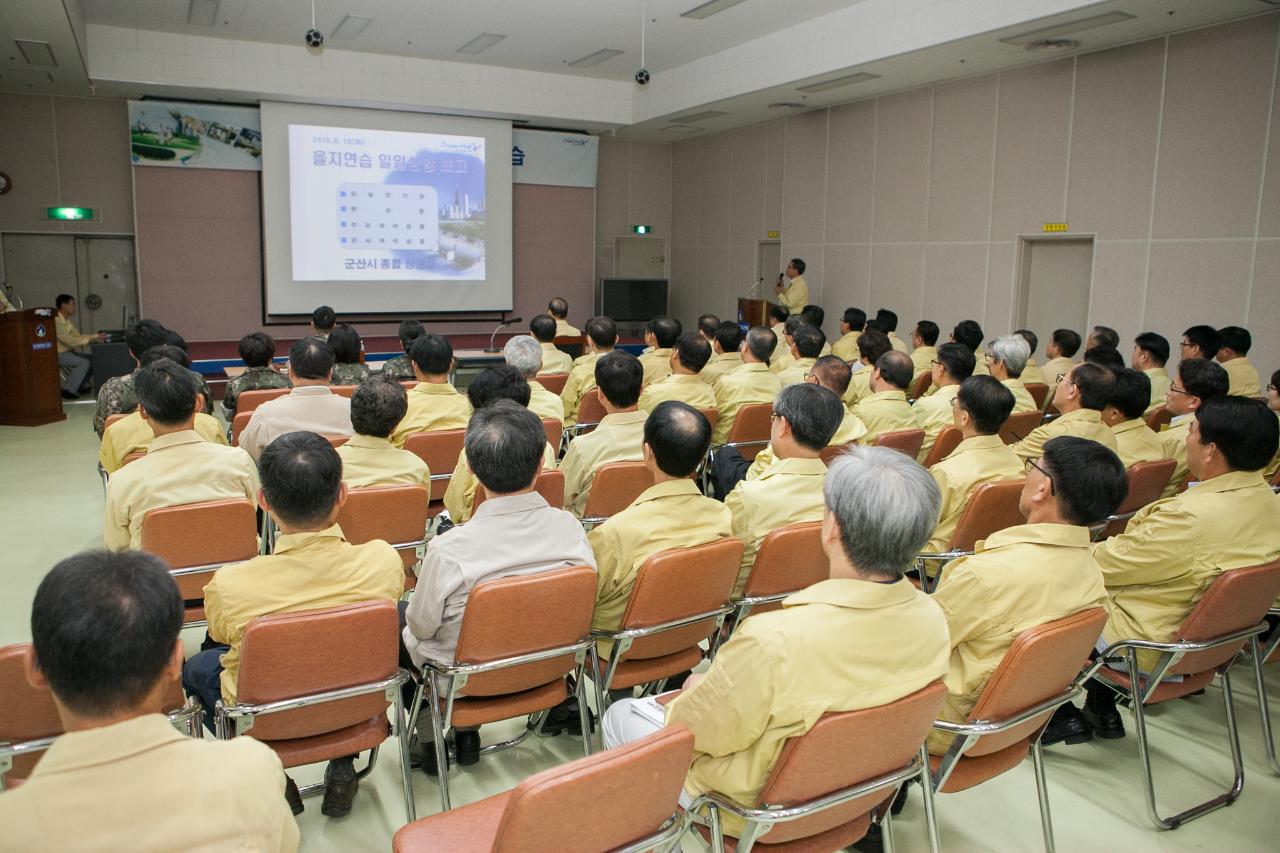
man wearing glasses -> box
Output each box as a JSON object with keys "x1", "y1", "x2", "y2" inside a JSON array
[
  {"x1": 912, "y1": 343, "x2": 975, "y2": 463},
  {"x1": 1157, "y1": 357, "x2": 1229, "y2": 498},
  {"x1": 773, "y1": 258, "x2": 809, "y2": 314},
  {"x1": 851, "y1": 350, "x2": 917, "y2": 443},
  {"x1": 1010, "y1": 363, "x2": 1119, "y2": 461},
  {"x1": 1179, "y1": 324, "x2": 1221, "y2": 361}
]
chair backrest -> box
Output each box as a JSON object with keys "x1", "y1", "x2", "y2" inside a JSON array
[
  {"x1": 873, "y1": 428, "x2": 925, "y2": 458},
  {"x1": 1145, "y1": 404, "x2": 1173, "y2": 432},
  {"x1": 948, "y1": 479, "x2": 1026, "y2": 552},
  {"x1": 999, "y1": 411, "x2": 1043, "y2": 445},
  {"x1": 403, "y1": 429, "x2": 467, "y2": 501},
  {"x1": 452, "y1": 565, "x2": 597, "y2": 696},
  {"x1": 552, "y1": 336, "x2": 585, "y2": 360},
  {"x1": 740, "y1": 522, "x2": 827, "y2": 603},
  {"x1": 475, "y1": 470, "x2": 566, "y2": 515},
  {"x1": 103, "y1": 412, "x2": 127, "y2": 432},
  {"x1": 121, "y1": 450, "x2": 147, "y2": 467},
  {"x1": 1118, "y1": 457, "x2": 1176, "y2": 516},
  {"x1": 335, "y1": 485, "x2": 429, "y2": 570},
  {"x1": 921, "y1": 426, "x2": 963, "y2": 468},
  {"x1": 819, "y1": 442, "x2": 856, "y2": 466},
  {"x1": 230, "y1": 411, "x2": 252, "y2": 446},
  {"x1": 698, "y1": 407, "x2": 719, "y2": 432},
  {"x1": 582, "y1": 461, "x2": 653, "y2": 520},
  {"x1": 1167, "y1": 558, "x2": 1280, "y2": 676},
  {"x1": 617, "y1": 538, "x2": 743, "y2": 660},
  {"x1": 541, "y1": 418, "x2": 563, "y2": 451},
  {"x1": 486, "y1": 726, "x2": 694, "y2": 853},
  {"x1": 908, "y1": 371, "x2": 932, "y2": 400},
  {"x1": 577, "y1": 388, "x2": 606, "y2": 427},
  {"x1": 331, "y1": 385, "x2": 357, "y2": 398},
  {"x1": 235, "y1": 387, "x2": 290, "y2": 416},
  {"x1": 140, "y1": 499, "x2": 258, "y2": 601},
  {"x1": 324, "y1": 434, "x2": 349, "y2": 448},
  {"x1": 727, "y1": 403, "x2": 775, "y2": 460},
  {"x1": 962, "y1": 608, "x2": 1108, "y2": 756},
  {"x1": 0, "y1": 644, "x2": 62, "y2": 782},
  {"x1": 236, "y1": 600, "x2": 399, "y2": 740},
  {"x1": 752, "y1": 681, "x2": 948, "y2": 844},
  {"x1": 537, "y1": 372, "x2": 570, "y2": 395},
  {"x1": 1025, "y1": 383, "x2": 1049, "y2": 409}
]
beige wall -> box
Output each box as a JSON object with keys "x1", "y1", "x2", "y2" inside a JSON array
[
  {"x1": 595, "y1": 137, "x2": 674, "y2": 298},
  {"x1": 669, "y1": 14, "x2": 1280, "y2": 377}
]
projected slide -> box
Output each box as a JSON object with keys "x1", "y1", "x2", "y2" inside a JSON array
[{"x1": 288, "y1": 124, "x2": 486, "y2": 282}]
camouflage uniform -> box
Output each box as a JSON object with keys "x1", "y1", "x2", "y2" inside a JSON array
[
  {"x1": 223, "y1": 365, "x2": 291, "y2": 418},
  {"x1": 380, "y1": 354, "x2": 415, "y2": 380},
  {"x1": 331, "y1": 362, "x2": 371, "y2": 386},
  {"x1": 94, "y1": 368, "x2": 216, "y2": 436}
]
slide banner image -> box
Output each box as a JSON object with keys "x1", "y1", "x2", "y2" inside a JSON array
[
  {"x1": 512, "y1": 130, "x2": 598, "y2": 188},
  {"x1": 128, "y1": 101, "x2": 262, "y2": 171}
]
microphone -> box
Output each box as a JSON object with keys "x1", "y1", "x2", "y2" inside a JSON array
[
  {"x1": 747, "y1": 276, "x2": 763, "y2": 298},
  {"x1": 484, "y1": 316, "x2": 523, "y2": 353}
]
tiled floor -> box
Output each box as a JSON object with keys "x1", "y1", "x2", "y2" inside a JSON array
[{"x1": 3, "y1": 403, "x2": 1280, "y2": 850}]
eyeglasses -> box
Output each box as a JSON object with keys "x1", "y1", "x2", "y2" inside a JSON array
[
  {"x1": 1268, "y1": 383, "x2": 1277, "y2": 393},
  {"x1": 930, "y1": 359, "x2": 941, "y2": 367},
  {"x1": 1168, "y1": 384, "x2": 1192, "y2": 396},
  {"x1": 1179, "y1": 340, "x2": 1194, "y2": 349},
  {"x1": 1024, "y1": 457, "x2": 1055, "y2": 495},
  {"x1": 949, "y1": 396, "x2": 962, "y2": 409}
]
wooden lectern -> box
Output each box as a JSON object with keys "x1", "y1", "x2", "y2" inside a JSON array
[
  {"x1": 0, "y1": 309, "x2": 66, "y2": 426},
  {"x1": 737, "y1": 297, "x2": 776, "y2": 328}
]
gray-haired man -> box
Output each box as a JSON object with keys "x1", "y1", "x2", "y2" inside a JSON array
[
  {"x1": 985, "y1": 333, "x2": 1037, "y2": 414},
  {"x1": 504, "y1": 334, "x2": 565, "y2": 425}
]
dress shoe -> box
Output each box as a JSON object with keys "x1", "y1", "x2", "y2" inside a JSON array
[
  {"x1": 420, "y1": 733, "x2": 451, "y2": 777},
  {"x1": 60, "y1": 390, "x2": 78, "y2": 400},
  {"x1": 889, "y1": 778, "x2": 913, "y2": 816},
  {"x1": 850, "y1": 820, "x2": 884, "y2": 853},
  {"x1": 539, "y1": 699, "x2": 596, "y2": 737},
  {"x1": 320, "y1": 757, "x2": 359, "y2": 817},
  {"x1": 284, "y1": 775, "x2": 304, "y2": 816},
  {"x1": 1082, "y1": 704, "x2": 1125, "y2": 740},
  {"x1": 454, "y1": 729, "x2": 481, "y2": 766},
  {"x1": 1040, "y1": 704, "x2": 1093, "y2": 747}
]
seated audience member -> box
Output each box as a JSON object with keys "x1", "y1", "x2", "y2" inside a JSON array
[
  {"x1": 701, "y1": 321, "x2": 746, "y2": 387},
  {"x1": 712, "y1": 326, "x2": 783, "y2": 445},
  {"x1": 601, "y1": 445, "x2": 949, "y2": 839},
  {"x1": 843, "y1": 327, "x2": 894, "y2": 407},
  {"x1": 94, "y1": 319, "x2": 170, "y2": 436},
  {"x1": 1087, "y1": 325, "x2": 1120, "y2": 350},
  {"x1": 310, "y1": 305, "x2": 336, "y2": 340},
  {"x1": 770, "y1": 315, "x2": 803, "y2": 375},
  {"x1": 852, "y1": 351, "x2": 916, "y2": 442},
  {"x1": 1055, "y1": 397, "x2": 1280, "y2": 742},
  {"x1": 913, "y1": 342, "x2": 977, "y2": 463},
  {"x1": 1011, "y1": 363, "x2": 1119, "y2": 460},
  {"x1": 932, "y1": 436, "x2": 1125, "y2": 753},
  {"x1": 951, "y1": 320, "x2": 989, "y2": 376},
  {"x1": 639, "y1": 316, "x2": 682, "y2": 388},
  {"x1": 1179, "y1": 324, "x2": 1221, "y2": 362},
  {"x1": 404, "y1": 401, "x2": 595, "y2": 769},
  {"x1": 442, "y1": 366, "x2": 558, "y2": 525},
  {"x1": 53, "y1": 293, "x2": 105, "y2": 398},
  {"x1": 986, "y1": 333, "x2": 1037, "y2": 413},
  {"x1": 336, "y1": 377, "x2": 430, "y2": 488},
  {"x1": 1015, "y1": 329, "x2": 1044, "y2": 384},
  {"x1": 767, "y1": 303, "x2": 789, "y2": 339},
  {"x1": 639, "y1": 332, "x2": 716, "y2": 412},
  {"x1": 801, "y1": 305, "x2": 834, "y2": 356},
  {"x1": 1101, "y1": 369, "x2": 1167, "y2": 469},
  {"x1": 1267, "y1": 369, "x2": 1280, "y2": 481},
  {"x1": 561, "y1": 316, "x2": 619, "y2": 427},
  {"x1": 876, "y1": 308, "x2": 910, "y2": 354},
  {"x1": 561, "y1": 351, "x2": 648, "y2": 516},
  {"x1": 1083, "y1": 344, "x2": 1125, "y2": 372},
  {"x1": 1131, "y1": 332, "x2": 1171, "y2": 415},
  {"x1": 831, "y1": 307, "x2": 867, "y2": 362},
  {"x1": 99, "y1": 345, "x2": 228, "y2": 474},
  {"x1": 389, "y1": 333, "x2": 472, "y2": 447},
  {"x1": 725, "y1": 384, "x2": 843, "y2": 595},
  {"x1": 697, "y1": 313, "x2": 721, "y2": 343},
  {"x1": 223, "y1": 332, "x2": 290, "y2": 419},
  {"x1": 549, "y1": 297, "x2": 580, "y2": 337},
  {"x1": 183, "y1": 432, "x2": 403, "y2": 816},
  {"x1": 910, "y1": 321, "x2": 940, "y2": 382},
  {"x1": 922, "y1": 376, "x2": 1022, "y2": 556},
  {"x1": 767, "y1": 305, "x2": 791, "y2": 369},
  {"x1": 328, "y1": 324, "x2": 370, "y2": 386},
  {"x1": 504, "y1": 334, "x2": 565, "y2": 424},
  {"x1": 240, "y1": 339, "x2": 354, "y2": 461},
  {"x1": 0, "y1": 551, "x2": 298, "y2": 850},
  {"x1": 382, "y1": 320, "x2": 426, "y2": 380},
  {"x1": 162, "y1": 330, "x2": 216, "y2": 416},
  {"x1": 1156, "y1": 357, "x2": 1229, "y2": 497},
  {"x1": 103, "y1": 360, "x2": 258, "y2": 551},
  {"x1": 1043, "y1": 328, "x2": 1082, "y2": 400},
  {"x1": 1217, "y1": 325, "x2": 1260, "y2": 397},
  {"x1": 530, "y1": 314, "x2": 573, "y2": 375},
  {"x1": 775, "y1": 323, "x2": 825, "y2": 387}
]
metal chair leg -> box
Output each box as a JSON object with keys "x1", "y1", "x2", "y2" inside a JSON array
[
  {"x1": 732, "y1": 820, "x2": 767, "y2": 853},
  {"x1": 426, "y1": 674, "x2": 452, "y2": 812},
  {"x1": 918, "y1": 745, "x2": 942, "y2": 853},
  {"x1": 393, "y1": 688, "x2": 417, "y2": 823},
  {"x1": 1249, "y1": 637, "x2": 1280, "y2": 775},
  {"x1": 881, "y1": 806, "x2": 897, "y2": 853},
  {"x1": 1030, "y1": 737, "x2": 1056, "y2": 853},
  {"x1": 573, "y1": 657, "x2": 594, "y2": 757}
]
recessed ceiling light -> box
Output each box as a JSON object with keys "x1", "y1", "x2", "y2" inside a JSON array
[
  {"x1": 660, "y1": 125, "x2": 703, "y2": 134},
  {"x1": 670, "y1": 110, "x2": 727, "y2": 123},
  {"x1": 999, "y1": 11, "x2": 1136, "y2": 46},
  {"x1": 569, "y1": 48, "x2": 624, "y2": 68},
  {"x1": 796, "y1": 72, "x2": 880, "y2": 94},
  {"x1": 767, "y1": 102, "x2": 806, "y2": 110},
  {"x1": 186, "y1": 0, "x2": 220, "y2": 27},
  {"x1": 1025, "y1": 38, "x2": 1080, "y2": 53},
  {"x1": 15, "y1": 40, "x2": 57, "y2": 67},
  {"x1": 457, "y1": 32, "x2": 506, "y2": 55},
  {"x1": 681, "y1": 0, "x2": 750, "y2": 20},
  {"x1": 331, "y1": 15, "x2": 373, "y2": 40}
]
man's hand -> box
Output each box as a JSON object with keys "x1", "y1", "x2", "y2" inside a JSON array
[{"x1": 96, "y1": 332, "x2": 109, "y2": 342}]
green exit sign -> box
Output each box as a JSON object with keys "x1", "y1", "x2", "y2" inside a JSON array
[
  {"x1": 46, "y1": 206, "x2": 95, "y2": 221},
  {"x1": 630, "y1": 224, "x2": 652, "y2": 234}
]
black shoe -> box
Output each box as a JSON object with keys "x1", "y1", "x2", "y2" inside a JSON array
[
  {"x1": 1040, "y1": 704, "x2": 1093, "y2": 747},
  {"x1": 421, "y1": 736, "x2": 451, "y2": 777},
  {"x1": 851, "y1": 820, "x2": 884, "y2": 853},
  {"x1": 539, "y1": 700, "x2": 596, "y2": 737},
  {"x1": 889, "y1": 778, "x2": 913, "y2": 816},
  {"x1": 455, "y1": 729, "x2": 481, "y2": 766},
  {"x1": 320, "y1": 757, "x2": 359, "y2": 817},
  {"x1": 61, "y1": 390, "x2": 78, "y2": 400},
  {"x1": 1081, "y1": 704, "x2": 1126, "y2": 740},
  {"x1": 284, "y1": 775, "x2": 304, "y2": 816}
]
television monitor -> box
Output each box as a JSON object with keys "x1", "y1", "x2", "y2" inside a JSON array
[{"x1": 597, "y1": 278, "x2": 669, "y2": 322}]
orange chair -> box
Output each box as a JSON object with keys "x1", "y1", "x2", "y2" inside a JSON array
[
  {"x1": 214, "y1": 600, "x2": 415, "y2": 822},
  {"x1": 332, "y1": 385, "x2": 357, "y2": 398},
  {"x1": 392, "y1": 726, "x2": 692, "y2": 853},
  {"x1": 909, "y1": 371, "x2": 933, "y2": 401},
  {"x1": 591, "y1": 538, "x2": 743, "y2": 709},
  {"x1": 541, "y1": 418, "x2": 563, "y2": 452},
  {"x1": 569, "y1": 389, "x2": 607, "y2": 440},
  {"x1": 921, "y1": 426, "x2": 963, "y2": 468},
  {"x1": 719, "y1": 402, "x2": 773, "y2": 461},
  {"x1": 140, "y1": 498, "x2": 259, "y2": 626},
  {"x1": 580, "y1": 461, "x2": 653, "y2": 528},
  {"x1": 928, "y1": 608, "x2": 1108, "y2": 852},
  {"x1": 697, "y1": 407, "x2": 719, "y2": 433},
  {"x1": 730, "y1": 521, "x2": 826, "y2": 625},
  {"x1": 688, "y1": 681, "x2": 948, "y2": 853},
  {"x1": 233, "y1": 387, "x2": 290, "y2": 416},
  {"x1": 102, "y1": 412, "x2": 127, "y2": 431},
  {"x1": 474, "y1": 470, "x2": 566, "y2": 514},
  {"x1": 335, "y1": 485, "x2": 429, "y2": 590},
  {"x1": 873, "y1": 428, "x2": 925, "y2": 459},
  {"x1": 1089, "y1": 558, "x2": 1280, "y2": 829},
  {"x1": 552, "y1": 335, "x2": 586, "y2": 360},
  {"x1": 1091, "y1": 458, "x2": 1177, "y2": 540},
  {"x1": 1025, "y1": 383, "x2": 1050, "y2": 409},
  {"x1": 407, "y1": 565, "x2": 598, "y2": 811},
  {"x1": 536, "y1": 372, "x2": 570, "y2": 396},
  {"x1": 1145, "y1": 404, "x2": 1173, "y2": 432},
  {"x1": 404, "y1": 429, "x2": 467, "y2": 513},
  {"x1": 915, "y1": 479, "x2": 1025, "y2": 591},
  {"x1": 819, "y1": 441, "x2": 856, "y2": 466},
  {"x1": 121, "y1": 450, "x2": 147, "y2": 466},
  {"x1": 324, "y1": 434, "x2": 350, "y2": 448},
  {"x1": 230, "y1": 410, "x2": 252, "y2": 446},
  {"x1": 999, "y1": 410, "x2": 1043, "y2": 445}
]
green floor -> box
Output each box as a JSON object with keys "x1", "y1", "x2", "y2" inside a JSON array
[{"x1": 3, "y1": 403, "x2": 1280, "y2": 850}]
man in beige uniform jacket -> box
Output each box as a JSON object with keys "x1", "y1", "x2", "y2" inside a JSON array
[
  {"x1": 1131, "y1": 332, "x2": 1171, "y2": 416},
  {"x1": 774, "y1": 323, "x2": 824, "y2": 388},
  {"x1": 639, "y1": 332, "x2": 717, "y2": 412},
  {"x1": 1011, "y1": 363, "x2": 1119, "y2": 461},
  {"x1": 986, "y1": 334, "x2": 1037, "y2": 414},
  {"x1": 831, "y1": 308, "x2": 867, "y2": 363},
  {"x1": 1216, "y1": 326, "x2": 1261, "y2": 397},
  {"x1": 530, "y1": 314, "x2": 574, "y2": 375},
  {"x1": 912, "y1": 343, "x2": 975, "y2": 463},
  {"x1": 1155, "y1": 357, "x2": 1229, "y2": 497},
  {"x1": 843, "y1": 328, "x2": 893, "y2": 408},
  {"x1": 638, "y1": 316, "x2": 681, "y2": 388},
  {"x1": 561, "y1": 316, "x2": 619, "y2": 427},
  {"x1": 336, "y1": 378, "x2": 431, "y2": 488},
  {"x1": 701, "y1": 322, "x2": 745, "y2": 388},
  {"x1": 548, "y1": 297, "x2": 580, "y2": 337},
  {"x1": 852, "y1": 351, "x2": 916, "y2": 443},
  {"x1": 774, "y1": 258, "x2": 809, "y2": 314},
  {"x1": 388, "y1": 334, "x2": 472, "y2": 447},
  {"x1": 1042, "y1": 328, "x2": 1082, "y2": 403},
  {"x1": 1102, "y1": 369, "x2": 1168, "y2": 470},
  {"x1": 504, "y1": 334, "x2": 565, "y2": 424},
  {"x1": 561, "y1": 351, "x2": 649, "y2": 517},
  {"x1": 712, "y1": 327, "x2": 783, "y2": 445},
  {"x1": 909, "y1": 321, "x2": 940, "y2": 384}
]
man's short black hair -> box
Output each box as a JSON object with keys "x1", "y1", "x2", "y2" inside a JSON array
[
  {"x1": 792, "y1": 324, "x2": 826, "y2": 358},
  {"x1": 1177, "y1": 358, "x2": 1229, "y2": 401},
  {"x1": 290, "y1": 337, "x2": 336, "y2": 380},
  {"x1": 163, "y1": 329, "x2": 189, "y2": 352},
  {"x1": 802, "y1": 305, "x2": 825, "y2": 330},
  {"x1": 774, "y1": 383, "x2": 844, "y2": 451},
  {"x1": 1041, "y1": 436, "x2": 1128, "y2": 525},
  {"x1": 957, "y1": 375, "x2": 1016, "y2": 435},
  {"x1": 1110, "y1": 368, "x2": 1152, "y2": 421},
  {"x1": 713, "y1": 320, "x2": 743, "y2": 354},
  {"x1": 648, "y1": 316, "x2": 682, "y2": 348},
  {"x1": 784, "y1": 315, "x2": 806, "y2": 337},
  {"x1": 644, "y1": 401, "x2": 711, "y2": 477},
  {"x1": 467, "y1": 365, "x2": 531, "y2": 409},
  {"x1": 1090, "y1": 325, "x2": 1120, "y2": 349},
  {"x1": 350, "y1": 377, "x2": 408, "y2": 438},
  {"x1": 1051, "y1": 329, "x2": 1082, "y2": 358},
  {"x1": 1218, "y1": 325, "x2": 1251, "y2": 356},
  {"x1": 745, "y1": 326, "x2": 777, "y2": 362},
  {"x1": 595, "y1": 350, "x2": 643, "y2": 408},
  {"x1": 857, "y1": 328, "x2": 892, "y2": 365},
  {"x1": 259, "y1": 431, "x2": 343, "y2": 527},
  {"x1": 1083, "y1": 345, "x2": 1125, "y2": 372},
  {"x1": 238, "y1": 332, "x2": 276, "y2": 368},
  {"x1": 312, "y1": 305, "x2": 336, "y2": 331},
  {"x1": 675, "y1": 332, "x2": 712, "y2": 372},
  {"x1": 410, "y1": 333, "x2": 453, "y2": 376},
  {"x1": 935, "y1": 341, "x2": 976, "y2": 381},
  {"x1": 466, "y1": 400, "x2": 545, "y2": 494},
  {"x1": 328, "y1": 324, "x2": 361, "y2": 364},
  {"x1": 1070, "y1": 362, "x2": 1116, "y2": 411},
  {"x1": 842, "y1": 308, "x2": 866, "y2": 331},
  {"x1": 951, "y1": 320, "x2": 984, "y2": 354},
  {"x1": 55, "y1": 293, "x2": 75, "y2": 309},
  {"x1": 548, "y1": 297, "x2": 569, "y2": 319},
  {"x1": 1015, "y1": 329, "x2": 1038, "y2": 354},
  {"x1": 529, "y1": 314, "x2": 557, "y2": 343},
  {"x1": 31, "y1": 550, "x2": 182, "y2": 716},
  {"x1": 140, "y1": 344, "x2": 190, "y2": 369},
  {"x1": 915, "y1": 321, "x2": 940, "y2": 346},
  {"x1": 1196, "y1": 396, "x2": 1279, "y2": 471},
  {"x1": 811, "y1": 355, "x2": 852, "y2": 395},
  {"x1": 1134, "y1": 332, "x2": 1169, "y2": 365},
  {"x1": 585, "y1": 316, "x2": 618, "y2": 349},
  {"x1": 874, "y1": 308, "x2": 899, "y2": 332},
  {"x1": 126, "y1": 319, "x2": 169, "y2": 360},
  {"x1": 789, "y1": 257, "x2": 806, "y2": 275},
  {"x1": 697, "y1": 314, "x2": 721, "y2": 339},
  {"x1": 1183, "y1": 325, "x2": 1221, "y2": 359},
  {"x1": 135, "y1": 360, "x2": 199, "y2": 426},
  {"x1": 768, "y1": 305, "x2": 790, "y2": 324},
  {"x1": 875, "y1": 351, "x2": 913, "y2": 391},
  {"x1": 398, "y1": 319, "x2": 425, "y2": 353}
]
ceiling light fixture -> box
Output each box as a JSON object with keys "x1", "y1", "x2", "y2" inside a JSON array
[
  {"x1": 15, "y1": 40, "x2": 57, "y2": 67},
  {"x1": 331, "y1": 15, "x2": 372, "y2": 40},
  {"x1": 999, "y1": 11, "x2": 1136, "y2": 46},
  {"x1": 767, "y1": 102, "x2": 806, "y2": 110},
  {"x1": 681, "y1": 0, "x2": 750, "y2": 20},
  {"x1": 670, "y1": 110, "x2": 727, "y2": 123},
  {"x1": 569, "y1": 48, "x2": 624, "y2": 68},
  {"x1": 1025, "y1": 38, "x2": 1080, "y2": 53},
  {"x1": 659, "y1": 125, "x2": 702, "y2": 134},
  {"x1": 796, "y1": 71, "x2": 880, "y2": 94},
  {"x1": 186, "y1": 0, "x2": 220, "y2": 27},
  {"x1": 457, "y1": 32, "x2": 506, "y2": 54}
]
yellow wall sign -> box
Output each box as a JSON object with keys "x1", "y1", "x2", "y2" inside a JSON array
[
  {"x1": 1043, "y1": 222, "x2": 1069, "y2": 233},
  {"x1": 766, "y1": 230, "x2": 780, "y2": 239}
]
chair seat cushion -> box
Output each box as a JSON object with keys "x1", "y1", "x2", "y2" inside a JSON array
[
  {"x1": 1095, "y1": 667, "x2": 1216, "y2": 704},
  {"x1": 393, "y1": 790, "x2": 511, "y2": 852},
  {"x1": 182, "y1": 605, "x2": 206, "y2": 625},
  {"x1": 599, "y1": 648, "x2": 704, "y2": 691},
  {"x1": 693, "y1": 813, "x2": 870, "y2": 852},
  {"x1": 928, "y1": 742, "x2": 1028, "y2": 793},
  {"x1": 257, "y1": 715, "x2": 389, "y2": 769},
  {"x1": 451, "y1": 679, "x2": 568, "y2": 729}
]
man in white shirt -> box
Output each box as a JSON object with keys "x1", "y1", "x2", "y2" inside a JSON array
[{"x1": 239, "y1": 338, "x2": 353, "y2": 461}]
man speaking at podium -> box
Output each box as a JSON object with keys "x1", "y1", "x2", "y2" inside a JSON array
[
  {"x1": 774, "y1": 258, "x2": 809, "y2": 314},
  {"x1": 55, "y1": 294, "x2": 107, "y2": 399}
]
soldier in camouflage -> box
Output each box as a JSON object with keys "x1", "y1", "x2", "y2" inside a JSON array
[
  {"x1": 329, "y1": 324, "x2": 371, "y2": 386},
  {"x1": 223, "y1": 332, "x2": 291, "y2": 418},
  {"x1": 93, "y1": 320, "x2": 167, "y2": 436},
  {"x1": 94, "y1": 342, "x2": 214, "y2": 436},
  {"x1": 381, "y1": 319, "x2": 425, "y2": 380}
]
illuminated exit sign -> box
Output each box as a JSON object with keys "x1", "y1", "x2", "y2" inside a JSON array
[
  {"x1": 631, "y1": 224, "x2": 652, "y2": 234},
  {"x1": 46, "y1": 207, "x2": 95, "y2": 221}
]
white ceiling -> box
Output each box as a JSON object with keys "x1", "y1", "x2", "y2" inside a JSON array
[{"x1": 0, "y1": 0, "x2": 88, "y2": 94}]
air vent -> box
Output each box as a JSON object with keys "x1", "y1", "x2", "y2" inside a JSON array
[
  {"x1": 1026, "y1": 38, "x2": 1080, "y2": 53},
  {"x1": 458, "y1": 33, "x2": 506, "y2": 55},
  {"x1": 332, "y1": 15, "x2": 373, "y2": 40},
  {"x1": 15, "y1": 40, "x2": 57, "y2": 67},
  {"x1": 569, "y1": 48, "x2": 624, "y2": 68},
  {"x1": 670, "y1": 110, "x2": 727, "y2": 124},
  {"x1": 796, "y1": 72, "x2": 880, "y2": 94},
  {"x1": 186, "y1": 0, "x2": 220, "y2": 26},
  {"x1": 659, "y1": 125, "x2": 703, "y2": 134},
  {"x1": 1000, "y1": 11, "x2": 1135, "y2": 46},
  {"x1": 681, "y1": 0, "x2": 750, "y2": 20}
]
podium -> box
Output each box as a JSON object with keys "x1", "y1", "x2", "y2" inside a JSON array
[
  {"x1": 0, "y1": 309, "x2": 66, "y2": 426},
  {"x1": 737, "y1": 297, "x2": 776, "y2": 328}
]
